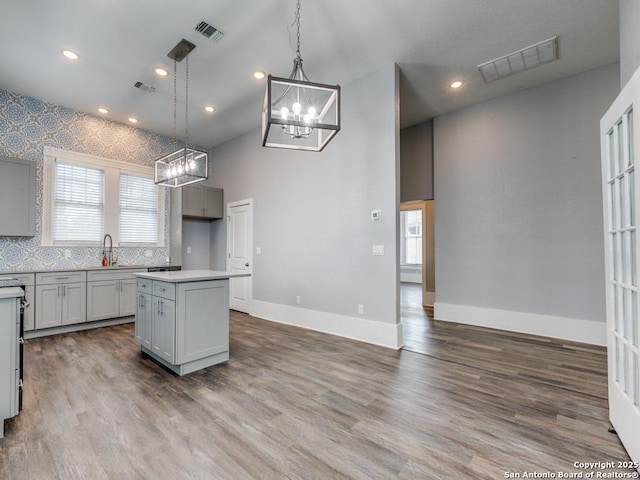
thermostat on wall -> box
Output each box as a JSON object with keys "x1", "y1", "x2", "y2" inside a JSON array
[{"x1": 371, "y1": 210, "x2": 381, "y2": 221}]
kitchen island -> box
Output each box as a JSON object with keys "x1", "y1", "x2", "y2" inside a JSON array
[{"x1": 133, "y1": 270, "x2": 249, "y2": 375}]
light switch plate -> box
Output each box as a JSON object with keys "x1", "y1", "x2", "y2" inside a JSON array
[
  {"x1": 372, "y1": 245, "x2": 385, "y2": 256},
  {"x1": 371, "y1": 210, "x2": 381, "y2": 221}
]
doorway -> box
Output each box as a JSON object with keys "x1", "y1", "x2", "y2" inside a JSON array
[
  {"x1": 400, "y1": 200, "x2": 435, "y2": 353},
  {"x1": 227, "y1": 199, "x2": 253, "y2": 313}
]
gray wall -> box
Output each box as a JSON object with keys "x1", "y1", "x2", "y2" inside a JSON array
[
  {"x1": 400, "y1": 121, "x2": 433, "y2": 202},
  {"x1": 434, "y1": 63, "x2": 619, "y2": 322},
  {"x1": 209, "y1": 65, "x2": 399, "y2": 324},
  {"x1": 620, "y1": 0, "x2": 640, "y2": 87},
  {"x1": 182, "y1": 219, "x2": 212, "y2": 270}
]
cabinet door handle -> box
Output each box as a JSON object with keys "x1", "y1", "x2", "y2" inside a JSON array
[
  {"x1": 55, "y1": 277, "x2": 69, "y2": 280},
  {"x1": 57, "y1": 286, "x2": 60, "y2": 297},
  {"x1": 63, "y1": 285, "x2": 66, "y2": 297}
]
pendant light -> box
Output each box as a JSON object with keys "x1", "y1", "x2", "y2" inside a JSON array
[
  {"x1": 155, "y1": 39, "x2": 208, "y2": 187},
  {"x1": 262, "y1": 0, "x2": 341, "y2": 152}
]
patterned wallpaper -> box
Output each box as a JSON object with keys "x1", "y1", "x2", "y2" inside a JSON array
[{"x1": 0, "y1": 88, "x2": 184, "y2": 271}]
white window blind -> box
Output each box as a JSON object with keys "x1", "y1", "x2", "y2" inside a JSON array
[
  {"x1": 119, "y1": 173, "x2": 158, "y2": 244},
  {"x1": 54, "y1": 162, "x2": 104, "y2": 242}
]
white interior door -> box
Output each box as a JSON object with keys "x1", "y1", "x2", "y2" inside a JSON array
[
  {"x1": 227, "y1": 199, "x2": 253, "y2": 313},
  {"x1": 601, "y1": 67, "x2": 640, "y2": 466}
]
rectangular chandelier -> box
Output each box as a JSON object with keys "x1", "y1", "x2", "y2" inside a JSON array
[
  {"x1": 154, "y1": 147, "x2": 208, "y2": 188},
  {"x1": 262, "y1": 75, "x2": 340, "y2": 152}
]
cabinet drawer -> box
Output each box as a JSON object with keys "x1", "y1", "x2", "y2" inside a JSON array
[
  {"x1": 36, "y1": 271, "x2": 86, "y2": 285},
  {"x1": 0, "y1": 273, "x2": 34, "y2": 286},
  {"x1": 136, "y1": 279, "x2": 152, "y2": 294},
  {"x1": 152, "y1": 281, "x2": 175, "y2": 300},
  {"x1": 88, "y1": 269, "x2": 146, "y2": 282}
]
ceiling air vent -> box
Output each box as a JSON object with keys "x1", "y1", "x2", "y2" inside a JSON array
[
  {"x1": 133, "y1": 81, "x2": 156, "y2": 93},
  {"x1": 477, "y1": 36, "x2": 559, "y2": 83},
  {"x1": 195, "y1": 20, "x2": 224, "y2": 43}
]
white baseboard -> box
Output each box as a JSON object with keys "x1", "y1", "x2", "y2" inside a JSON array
[
  {"x1": 250, "y1": 300, "x2": 403, "y2": 350},
  {"x1": 434, "y1": 302, "x2": 606, "y2": 346}
]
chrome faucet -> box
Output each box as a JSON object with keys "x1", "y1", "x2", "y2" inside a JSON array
[{"x1": 102, "y1": 234, "x2": 113, "y2": 266}]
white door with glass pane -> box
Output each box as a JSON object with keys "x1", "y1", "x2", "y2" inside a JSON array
[
  {"x1": 601, "y1": 66, "x2": 640, "y2": 466},
  {"x1": 227, "y1": 199, "x2": 252, "y2": 313}
]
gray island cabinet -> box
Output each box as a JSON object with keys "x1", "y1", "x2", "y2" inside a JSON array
[{"x1": 134, "y1": 270, "x2": 248, "y2": 375}]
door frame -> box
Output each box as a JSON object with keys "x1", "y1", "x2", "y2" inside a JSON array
[
  {"x1": 600, "y1": 65, "x2": 640, "y2": 466},
  {"x1": 400, "y1": 200, "x2": 435, "y2": 307},
  {"x1": 226, "y1": 198, "x2": 253, "y2": 313}
]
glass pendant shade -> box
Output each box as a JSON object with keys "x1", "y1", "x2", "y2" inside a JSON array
[
  {"x1": 154, "y1": 147, "x2": 208, "y2": 188},
  {"x1": 262, "y1": 73, "x2": 340, "y2": 152}
]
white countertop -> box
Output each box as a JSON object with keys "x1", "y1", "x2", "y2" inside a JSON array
[{"x1": 134, "y1": 269, "x2": 250, "y2": 283}]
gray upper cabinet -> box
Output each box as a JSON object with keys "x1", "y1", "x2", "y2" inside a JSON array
[
  {"x1": 182, "y1": 185, "x2": 223, "y2": 219},
  {"x1": 0, "y1": 156, "x2": 36, "y2": 236}
]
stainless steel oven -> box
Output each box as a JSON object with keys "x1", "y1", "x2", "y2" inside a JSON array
[{"x1": 0, "y1": 278, "x2": 26, "y2": 413}]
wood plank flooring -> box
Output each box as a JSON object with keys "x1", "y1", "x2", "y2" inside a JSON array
[
  {"x1": 0, "y1": 303, "x2": 635, "y2": 479},
  {"x1": 401, "y1": 282, "x2": 609, "y2": 399}
]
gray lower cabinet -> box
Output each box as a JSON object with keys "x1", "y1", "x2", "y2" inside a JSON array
[
  {"x1": 182, "y1": 186, "x2": 223, "y2": 219},
  {"x1": 134, "y1": 279, "x2": 152, "y2": 349},
  {"x1": 35, "y1": 271, "x2": 86, "y2": 329},
  {"x1": 87, "y1": 269, "x2": 145, "y2": 322},
  {"x1": 135, "y1": 278, "x2": 229, "y2": 375}
]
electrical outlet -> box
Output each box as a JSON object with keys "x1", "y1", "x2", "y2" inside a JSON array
[
  {"x1": 296, "y1": 296, "x2": 301, "y2": 305},
  {"x1": 64, "y1": 249, "x2": 71, "y2": 259},
  {"x1": 186, "y1": 246, "x2": 192, "y2": 254},
  {"x1": 256, "y1": 247, "x2": 262, "y2": 255},
  {"x1": 358, "y1": 304, "x2": 364, "y2": 315}
]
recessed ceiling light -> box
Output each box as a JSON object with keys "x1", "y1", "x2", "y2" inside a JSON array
[
  {"x1": 204, "y1": 106, "x2": 215, "y2": 113},
  {"x1": 253, "y1": 71, "x2": 265, "y2": 80},
  {"x1": 61, "y1": 50, "x2": 79, "y2": 60},
  {"x1": 155, "y1": 67, "x2": 169, "y2": 77},
  {"x1": 450, "y1": 81, "x2": 463, "y2": 89},
  {"x1": 128, "y1": 117, "x2": 138, "y2": 124},
  {"x1": 97, "y1": 107, "x2": 109, "y2": 114}
]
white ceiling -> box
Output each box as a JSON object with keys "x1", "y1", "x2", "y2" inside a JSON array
[{"x1": 0, "y1": 0, "x2": 620, "y2": 148}]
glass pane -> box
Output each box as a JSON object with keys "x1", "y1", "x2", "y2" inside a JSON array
[
  {"x1": 613, "y1": 181, "x2": 620, "y2": 229},
  {"x1": 623, "y1": 231, "x2": 630, "y2": 285},
  {"x1": 616, "y1": 338, "x2": 623, "y2": 384},
  {"x1": 632, "y1": 290, "x2": 638, "y2": 347},
  {"x1": 623, "y1": 175, "x2": 631, "y2": 228},
  {"x1": 630, "y1": 169, "x2": 636, "y2": 226},
  {"x1": 609, "y1": 131, "x2": 616, "y2": 179},
  {"x1": 625, "y1": 289, "x2": 633, "y2": 341},
  {"x1": 613, "y1": 233, "x2": 621, "y2": 281},
  {"x1": 625, "y1": 345, "x2": 632, "y2": 395},
  {"x1": 615, "y1": 286, "x2": 623, "y2": 333},
  {"x1": 628, "y1": 109, "x2": 634, "y2": 167},
  {"x1": 632, "y1": 230, "x2": 637, "y2": 287},
  {"x1": 633, "y1": 353, "x2": 640, "y2": 408},
  {"x1": 618, "y1": 120, "x2": 625, "y2": 175}
]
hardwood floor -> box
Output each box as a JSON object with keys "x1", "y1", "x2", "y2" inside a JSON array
[
  {"x1": 400, "y1": 282, "x2": 609, "y2": 398},
  {"x1": 0, "y1": 306, "x2": 635, "y2": 479}
]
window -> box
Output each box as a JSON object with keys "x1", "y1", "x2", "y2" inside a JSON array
[
  {"x1": 53, "y1": 163, "x2": 105, "y2": 243},
  {"x1": 401, "y1": 209, "x2": 422, "y2": 265},
  {"x1": 119, "y1": 173, "x2": 158, "y2": 244},
  {"x1": 42, "y1": 147, "x2": 164, "y2": 246}
]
